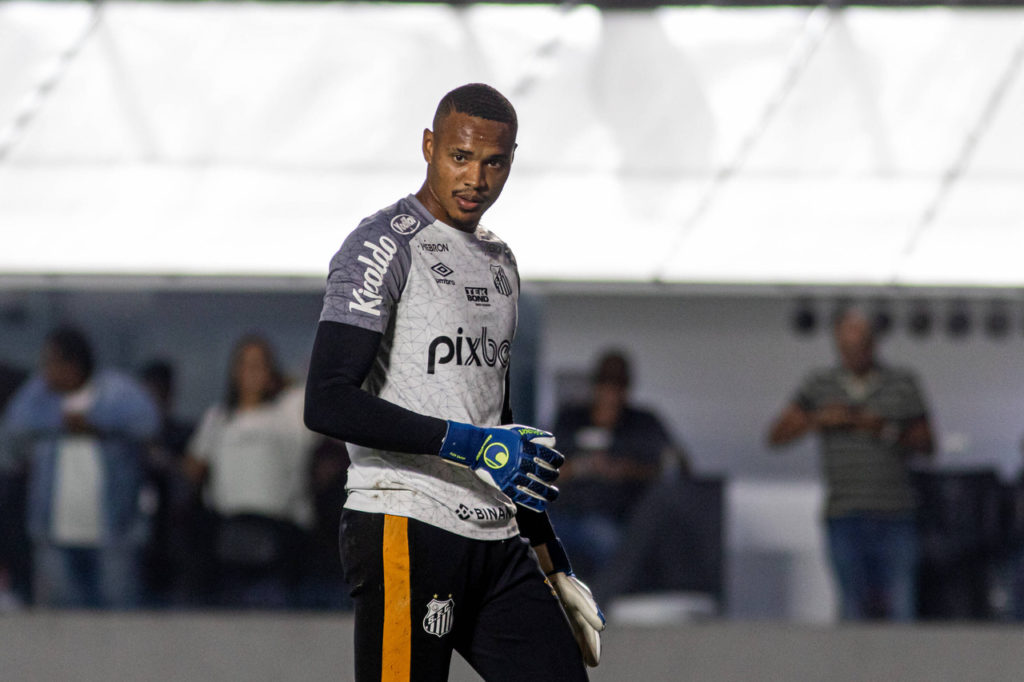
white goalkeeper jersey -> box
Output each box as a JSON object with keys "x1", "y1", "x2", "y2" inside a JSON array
[{"x1": 319, "y1": 195, "x2": 521, "y2": 540}]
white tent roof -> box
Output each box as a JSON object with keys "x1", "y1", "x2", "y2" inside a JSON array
[{"x1": 2, "y1": 1, "x2": 1023, "y2": 288}]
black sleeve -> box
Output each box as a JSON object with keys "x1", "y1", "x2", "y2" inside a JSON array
[
  {"x1": 515, "y1": 505, "x2": 556, "y2": 547},
  {"x1": 303, "y1": 320, "x2": 447, "y2": 454}
]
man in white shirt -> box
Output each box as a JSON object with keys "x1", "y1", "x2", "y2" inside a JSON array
[{"x1": 2, "y1": 326, "x2": 159, "y2": 608}]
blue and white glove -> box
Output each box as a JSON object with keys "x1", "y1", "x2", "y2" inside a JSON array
[
  {"x1": 551, "y1": 573, "x2": 605, "y2": 667},
  {"x1": 439, "y1": 421, "x2": 563, "y2": 512},
  {"x1": 545, "y1": 539, "x2": 606, "y2": 668}
]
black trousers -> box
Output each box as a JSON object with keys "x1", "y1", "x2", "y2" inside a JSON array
[{"x1": 339, "y1": 509, "x2": 588, "y2": 682}]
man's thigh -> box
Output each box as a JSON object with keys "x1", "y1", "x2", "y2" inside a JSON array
[
  {"x1": 457, "y1": 539, "x2": 588, "y2": 682},
  {"x1": 340, "y1": 511, "x2": 587, "y2": 682},
  {"x1": 340, "y1": 510, "x2": 468, "y2": 682},
  {"x1": 826, "y1": 517, "x2": 869, "y2": 619},
  {"x1": 871, "y1": 517, "x2": 918, "y2": 621}
]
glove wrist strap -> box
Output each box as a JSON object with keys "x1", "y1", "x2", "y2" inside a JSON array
[
  {"x1": 438, "y1": 420, "x2": 482, "y2": 467},
  {"x1": 545, "y1": 537, "x2": 573, "y2": 577}
]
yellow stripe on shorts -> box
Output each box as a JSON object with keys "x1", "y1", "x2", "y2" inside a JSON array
[{"x1": 382, "y1": 514, "x2": 411, "y2": 681}]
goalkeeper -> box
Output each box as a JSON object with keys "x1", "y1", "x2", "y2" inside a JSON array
[{"x1": 304, "y1": 83, "x2": 603, "y2": 681}]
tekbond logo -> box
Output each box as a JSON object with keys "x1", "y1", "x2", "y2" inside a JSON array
[
  {"x1": 349, "y1": 236, "x2": 398, "y2": 317},
  {"x1": 464, "y1": 287, "x2": 489, "y2": 305},
  {"x1": 390, "y1": 214, "x2": 420, "y2": 235},
  {"x1": 423, "y1": 596, "x2": 454, "y2": 638},
  {"x1": 426, "y1": 326, "x2": 511, "y2": 374},
  {"x1": 490, "y1": 264, "x2": 513, "y2": 297}
]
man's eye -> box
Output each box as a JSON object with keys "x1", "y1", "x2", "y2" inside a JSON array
[{"x1": 453, "y1": 154, "x2": 465, "y2": 162}]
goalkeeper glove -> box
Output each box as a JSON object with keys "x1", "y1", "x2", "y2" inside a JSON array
[
  {"x1": 439, "y1": 421, "x2": 563, "y2": 512},
  {"x1": 545, "y1": 538, "x2": 606, "y2": 667}
]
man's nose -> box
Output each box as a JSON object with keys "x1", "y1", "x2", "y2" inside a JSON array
[{"x1": 466, "y1": 162, "x2": 487, "y2": 189}]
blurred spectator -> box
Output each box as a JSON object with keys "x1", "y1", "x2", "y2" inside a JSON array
[
  {"x1": 768, "y1": 307, "x2": 935, "y2": 621},
  {"x1": 0, "y1": 326, "x2": 159, "y2": 609},
  {"x1": 550, "y1": 350, "x2": 688, "y2": 579},
  {"x1": 0, "y1": 360, "x2": 29, "y2": 609},
  {"x1": 184, "y1": 334, "x2": 316, "y2": 609},
  {"x1": 1005, "y1": 438, "x2": 1024, "y2": 620},
  {"x1": 137, "y1": 359, "x2": 201, "y2": 607},
  {"x1": 297, "y1": 436, "x2": 351, "y2": 610},
  {"x1": 0, "y1": 362, "x2": 26, "y2": 410}
]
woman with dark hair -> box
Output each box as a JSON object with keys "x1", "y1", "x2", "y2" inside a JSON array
[
  {"x1": 185, "y1": 334, "x2": 315, "y2": 608},
  {"x1": 222, "y1": 335, "x2": 285, "y2": 411}
]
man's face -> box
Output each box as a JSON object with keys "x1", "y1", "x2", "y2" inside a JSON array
[
  {"x1": 835, "y1": 313, "x2": 875, "y2": 374},
  {"x1": 593, "y1": 381, "x2": 628, "y2": 413},
  {"x1": 419, "y1": 111, "x2": 516, "y2": 231},
  {"x1": 42, "y1": 343, "x2": 84, "y2": 394}
]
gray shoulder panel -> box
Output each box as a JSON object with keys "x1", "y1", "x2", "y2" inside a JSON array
[{"x1": 319, "y1": 197, "x2": 433, "y2": 332}]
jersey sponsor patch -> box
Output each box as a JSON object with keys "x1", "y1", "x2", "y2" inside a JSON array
[
  {"x1": 454, "y1": 503, "x2": 513, "y2": 522},
  {"x1": 423, "y1": 596, "x2": 454, "y2": 638},
  {"x1": 426, "y1": 326, "x2": 511, "y2": 374},
  {"x1": 349, "y1": 236, "x2": 398, "y2": 317},
  {"x1": 465, "y1": 287, "x2": 489, "y2": 306},
  {"x1": 431, "y1": 262, "x2": 456, "y2": 286},
  {"x1": 390, "y1": 214, "x2": 420, "y2": 235}
]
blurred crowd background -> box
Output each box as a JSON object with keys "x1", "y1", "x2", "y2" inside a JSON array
[
  {"x1": 2, "y1": 288, "x2": 1024, "y2": 624},
  {"x1": 4, "y1": 0, "x2": 1024, "y2": 627}
]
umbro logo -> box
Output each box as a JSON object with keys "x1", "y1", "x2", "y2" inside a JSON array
[{"x1": 431, "y1": 262, "x2": 455, "y2": 286}]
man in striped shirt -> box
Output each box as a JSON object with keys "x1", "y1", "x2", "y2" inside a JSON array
[{"x1": 768, "y1": 307, "x2": 935, "y2": 621}]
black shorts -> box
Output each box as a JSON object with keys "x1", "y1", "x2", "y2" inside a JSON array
[{"x1": 339, "y1": 509, "x2": 588, "y2": 682}]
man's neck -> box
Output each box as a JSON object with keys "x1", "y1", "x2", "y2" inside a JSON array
[{"x1": 414, "y1": 184, "x2": 478, "y2": 233}]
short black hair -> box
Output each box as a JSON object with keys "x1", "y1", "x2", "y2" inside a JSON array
[
  {"x1": 433, "y1": 83, "x2": 517, "y2": 137},
  {"x1": 832, "y1": 305, "x2": 872, "y2": 334},
  {"x1": 591, "y1": 350, "x2": 631, "y2": 388},
  {"x1": 140, "y1": 359, "x2": 174, "y2": 397},
  {"x1": 45, "y1": 326, "x2": 94, "y2": 380}
]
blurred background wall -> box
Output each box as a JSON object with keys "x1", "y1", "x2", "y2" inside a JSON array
[{"x1": 2, "y1": 286, "x2": 1022, "y2": 621}]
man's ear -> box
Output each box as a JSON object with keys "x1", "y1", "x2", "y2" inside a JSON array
[{"x1": 422, "y1": 128, "x2": 433, "y2": 163}]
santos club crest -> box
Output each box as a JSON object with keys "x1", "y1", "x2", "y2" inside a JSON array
[
  {"x1": 423, "y1": 596, "x2": 454, "y2": 638},
  {"x1": 490, "y1": 264, "x2": 513, "y2": 297}
]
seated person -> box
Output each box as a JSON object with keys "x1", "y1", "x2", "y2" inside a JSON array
[
  {"x1": 2, "y1": 327, "x2": 159, "y2": 609},
  {"x1": 550, "y1": 350, "x2": 688, "y2": 579}
]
